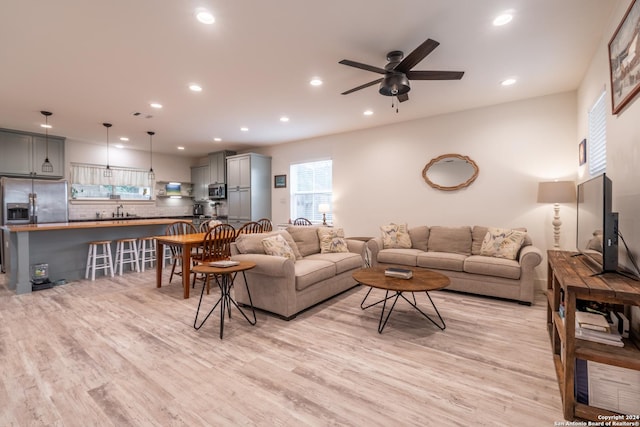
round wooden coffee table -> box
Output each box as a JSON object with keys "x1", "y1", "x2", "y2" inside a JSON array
[{"x1": 352, "y1": 265, "x2": 450, "y2": 333}]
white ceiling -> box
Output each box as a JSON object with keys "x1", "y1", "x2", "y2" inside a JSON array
[{"x1": 0, "y1": 0, "x2": 617, "y2": 157}]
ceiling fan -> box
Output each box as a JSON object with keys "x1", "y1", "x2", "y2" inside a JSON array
[{"x1": 339, "y1": 38, "x2": 464, "y2": 105}]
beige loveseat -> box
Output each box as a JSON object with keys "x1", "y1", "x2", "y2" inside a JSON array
[
  {"x1": 367, "y1": 225, "x2": 543, "y2": 305},
  {"x1": 230, "y1": 227, "x2": 366, "y2": 320}
]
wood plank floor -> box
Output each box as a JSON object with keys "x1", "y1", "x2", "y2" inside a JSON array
[{"x1": 0, "y1": 271, "x2": 564, "y2": 426}]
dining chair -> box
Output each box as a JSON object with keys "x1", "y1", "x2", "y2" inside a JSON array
[
  {"x1": 236, "y1": 221, "x2": 263, "y2": 236},
  {"x1": 293, "y1": 217, "x2": 313, "y2": 226},
  {"x1": 256, "y1": 218, "x2": 273, "y2": 232},
  {"x1": 191, "y1": 223, "x2": 237, "y2": 289},
  {"x1": 165, "y1": 220, "x2": 198, "y2": 284}
]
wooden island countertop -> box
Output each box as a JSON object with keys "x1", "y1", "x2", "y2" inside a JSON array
[{"x1": 3, "y1": 218, "x2": 183, "y2": 233}]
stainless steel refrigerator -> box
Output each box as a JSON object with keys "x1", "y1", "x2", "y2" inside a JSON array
[{"x1": 1, "y1": 177, "x2": 68, "y2": 272}]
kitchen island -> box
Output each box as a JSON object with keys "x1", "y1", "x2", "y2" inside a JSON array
[{"x1": 1, "y1": 218, "x2": 182, "y2": 294}]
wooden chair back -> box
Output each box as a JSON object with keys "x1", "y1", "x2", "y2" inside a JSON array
[
  {"x1": 293, "y1": 217, "x2": 313, "y2": 226},
  {"x1": 256, "y1": 218, "x2": 273, "y2": 232},
  {"x1": 236, "y1": 221, "x2": 263, "y2": 236},
  {"x1": 200, "y1": 224, "x2": 237, "y2": 262}
]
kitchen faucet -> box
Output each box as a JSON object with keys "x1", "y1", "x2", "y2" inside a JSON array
[{"x1": 116, "y1": 204, "x2": 124, "y2": 218}]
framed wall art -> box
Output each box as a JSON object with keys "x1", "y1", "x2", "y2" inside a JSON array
[
  {"x1": 274, "y1": 174, "x2": 286, "y2": 188},
  {"x1": 608, "y1": 0, "x2": 640, "y2": 114}
]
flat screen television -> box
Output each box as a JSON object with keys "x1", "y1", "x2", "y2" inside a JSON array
[{"x1": 576, "y1": 173, "x2": 619, "y2": 274}]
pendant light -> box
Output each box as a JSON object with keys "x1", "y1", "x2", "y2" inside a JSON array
[
  {"x1": 40, "y1": 111, "x2": 54, "y2": 173},
  {"x1": 103, "y1": 122, "x2": 113, "y2": 177},
  {"x1": 147, "y1": 131, "x2": 155, "y2": 180}
]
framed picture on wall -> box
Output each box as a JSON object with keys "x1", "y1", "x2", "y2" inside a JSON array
[
  {"x1": 608, "y1": 0, "x2": 640, "y2": 114},
  {"x1": 579, "y1": 139, "x2": 587, "y2": 166},
  {"x1": 274, "y1": 174, "x2": 286, "y2": 188}
]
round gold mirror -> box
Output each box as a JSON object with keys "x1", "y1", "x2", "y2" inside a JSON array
[{"x1": 422, "y1": 154, "x2": 479, "y2": 191}]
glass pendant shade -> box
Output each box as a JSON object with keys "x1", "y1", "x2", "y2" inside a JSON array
[
  {"x1": 103, "y1": 122, "x2": 113, "y2": 177},
  {"x1": 40, "y1": 111, "x2": 54, "y2": 173}
]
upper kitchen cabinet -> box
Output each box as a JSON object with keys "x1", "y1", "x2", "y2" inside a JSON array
[
  {"x1": 191, "y1": 165, "x2": 210, "y2": 201},
  {"x1": 0, "y1": 128, "x2": 65, "y2": 179},
  {"x1": 208, "y1": 150, "x2": 236, "y2": 184}
]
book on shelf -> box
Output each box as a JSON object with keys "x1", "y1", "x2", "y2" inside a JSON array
[
  {"x1": 575, "y1": 311, "x2": 610, "y2": 332},
  {"x1": 384, "y1": 267, "x2": 413, "y2": 279},
  {"x1": 575, "y1": 320, "x2": 624, "y2": 347}
]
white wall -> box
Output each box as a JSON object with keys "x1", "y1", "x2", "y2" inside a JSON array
[
  {"x1": 253, "y1": 91, "x2": 579, "y2": 285},
  {"x1": 577, "y1": 0, "x2": 640, "y2": 273}
]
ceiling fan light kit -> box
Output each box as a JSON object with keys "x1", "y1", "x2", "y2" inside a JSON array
[{"x1": 340, "y1": 38, "x2": 464, "y2": 110}]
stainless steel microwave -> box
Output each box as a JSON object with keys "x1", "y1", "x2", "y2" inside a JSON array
[{"x1": 208, "y1": 183, "x2": 226, "y2": 200}]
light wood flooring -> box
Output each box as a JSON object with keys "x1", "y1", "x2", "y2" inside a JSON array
[{"x1": 0, "y1": 270, "x2": 564, "y2": 426}]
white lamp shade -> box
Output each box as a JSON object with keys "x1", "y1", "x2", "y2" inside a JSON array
[
  {"x1": 537, "y1": 181, "x2": 576, "y2": 203},
  {"x1": 318, "y1": 203, "x2": 330, "y2": 213}
]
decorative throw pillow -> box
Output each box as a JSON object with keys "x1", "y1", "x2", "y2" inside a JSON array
[
  {"x1": 262, "y1": 234, "x2": 296, "y2": 261},
  {"x1": 380, "y1": 223, "x2": 412, "y2": 249},
  {"x1": 480, "y1": 227, "x2": 527, "y2": 260},
  {"x1": 317, "y1": 227, "x2": 349, "y2": 253}
]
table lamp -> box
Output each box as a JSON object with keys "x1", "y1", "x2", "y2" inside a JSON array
[
  {"x1": 537, "y1": 180, "x2": 576, "y2": 249},
  {"x1": 318, "y1": 203, "x2": 330, "y2": 226}
]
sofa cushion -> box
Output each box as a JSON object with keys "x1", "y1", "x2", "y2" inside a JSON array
[
  {"x1": 472, "y1": 225, "x2": 531, "y2": 255},
  {"x1": 380, "y1": 223, "x2": 412, "y2": 248},
  {"x1": 408, "y1": 226, "x2": 429, "y2": 252},
  {"x1": 377, "y1": 248, "x2": 420, "y2": 266},
  {"x1": 480, "y1": 227, "x2": 526, "y2": 260},
  {"x1": 317, "y1": 227, "x2": 349, "y2": 253},
  {"x1": 305, "y1": 252, "x2": 363, "y2": 274},
  {"x1": 464, "y1": 255, "x2": 521, "y2": 280},
  {"x1": 235, "y1": 230, "x2": 302, "y2": 260},
  {"x1": 428, "y1": 226, "x2": 472, "y2": 255},
  {"x1": 262, "y1": 234, "x2": 296, "y2": 261},
  {"x1": 286, "y1": 226, "x2": 321, "y2": 257},
  {"x1": 294, "y1": 259, "x2": 336, "y2": 291},
  {"x1": 417, "y1": 252, "x2": 466, "y2": 272}
]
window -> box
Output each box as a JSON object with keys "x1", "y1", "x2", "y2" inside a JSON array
[
  {"x1": 588, "y1": 91, "x2": 607, "y2": 176},
  {"x1": 70, "y1": 163, "x2": 152, "y2": 200},
  {"x1": 290, "y1": 160, "x2": 332, "y2": 224}
]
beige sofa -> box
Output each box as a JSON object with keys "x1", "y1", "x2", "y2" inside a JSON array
[
  {"x1": 367, "y1": 225, "x2": 543, "y2": 305},
  {"x1": 230, "y1": 227, "x2": 366, "y2": 320}
]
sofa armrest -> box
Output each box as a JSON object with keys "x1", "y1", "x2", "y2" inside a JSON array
[
  {"x1": 345, "y1": 239, "x2": 365, "y2": 256},
  {"x1": 230, "y1": 253, "x2": 295, "y2": 278},
  {"x1": 518, "y1": 245, "x2": 543, "y2": 270},
  {"x1": 367, "y1": 237, "x2": 383, "y2": 266}
]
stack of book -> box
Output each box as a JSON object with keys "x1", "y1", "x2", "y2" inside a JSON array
[
  {"x1": 384, "y1": 267, "x2": 413, "y2": 279},
  {"x1": 575, "y1": 311, "x2": 624, "y2": 347}
]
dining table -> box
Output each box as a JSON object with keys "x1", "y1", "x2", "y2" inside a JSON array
[{"x1": 154, "y1": 232, "x2": 206, "y2": 299}]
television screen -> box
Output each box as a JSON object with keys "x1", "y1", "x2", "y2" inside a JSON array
[{"x1": 576, "y1": 174, "x2": 618, "y2": 273}]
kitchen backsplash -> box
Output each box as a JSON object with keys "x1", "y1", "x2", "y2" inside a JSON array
[{"x1": 68, "y1": 198, "x2": 227, "y2": 220}]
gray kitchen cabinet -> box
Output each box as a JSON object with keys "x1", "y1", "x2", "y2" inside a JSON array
[
  {"x1": 208, "y1": 150, "x2": 236, "y2": 184},
  {"x1": 226, "y1": 153, "x2": 271, "y2": 225},
  {"x1": 190, "y1": 165, "x2": 210, "y2": 201},
  {"x1": 0, "y1": 128, "x2": 65, "y2": 178}
]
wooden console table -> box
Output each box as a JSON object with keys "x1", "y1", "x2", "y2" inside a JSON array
[{"x1": 546, "y1": 250, "x2": 640, "y2": 421}]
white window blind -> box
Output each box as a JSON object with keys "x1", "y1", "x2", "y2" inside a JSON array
[
  {"x1": 290, "y1": 160, "x2": 332, "y2": 224},
  {"x1": 588, "y1": 91, "x2": 607, "y2": 176}
]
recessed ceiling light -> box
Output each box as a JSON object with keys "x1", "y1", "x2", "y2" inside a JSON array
[
  {"x1": 119, "y1": 137, "x2": 129, "y2": 141},
  {"x1": 150, "y1": 102, "x2": 163, "y2": 109},
  {"x1": 189, "y1": 84, "x2": 202, "y2": 92},
  {"x1": 240, "y1": 127, "x2": 249, "y2": 132},
  {"x1": 195, "y1": 9, "x2": 215, "y2": 25},
  {"x1": 363, "y1": 110, "x2": 373, "y2": 116},
  {"x1": 40, "y1": 124, "x2": 52, "y2": 129},
  {"x1": 310, "y1": 78, "x2": 323, "y2": 86},
  {"x1": 177, "y1": 146, "x2": 185, "y2": 150},
  {"x1": 493, "y1": 12, "x2": 513, "y2": 26},
  {"x1": 501, "y1": 78, "x2": 517, "y2": 86},
  {"x1": 280, "y1": 116, "x2": 290, "y2": 122},
  {"x1": 213, "y1": 137, "x2": 222, "y2": 142}
]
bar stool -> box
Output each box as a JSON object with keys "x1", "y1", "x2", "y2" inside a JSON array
[
  {"x1": 85, "y1": 240, "x2": 114, "y2": 280},
  {"x1": 138, "y1": 237, "x2": 156, "y2": 272},
  {"x1": 114, "y1": 238, "x2": 140, "y2": 275}
]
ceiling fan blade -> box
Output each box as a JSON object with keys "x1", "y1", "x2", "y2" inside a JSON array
[
  {"x1": 341, "y1": 78, "x2": 384, "y2": 95},
  {"x1": 395, "y1": 38, "x2": 440, "y2": 73},
  {"x1": 397, "y1": 93, "x2": 409, "y2": 103},
  {"x1": 406, "y1": 70, "x2": 465, "y2": 80},
  {"x1": 339, "y1": 59, "x2": 388, "y2": 75}
]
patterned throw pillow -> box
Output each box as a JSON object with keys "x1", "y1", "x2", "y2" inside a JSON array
[
  {"x1": 480, "y1": 227, "x2": 527, "y2": 260},
  {"x1": 262, "y1": 234, "x2": 296, "y2": 261},
  {"x1": 317, "y1": 227, "x2": 349, "y2": 253},
  {"x1": 380, "y1": 223, "x2": 412, "y2": 249}
]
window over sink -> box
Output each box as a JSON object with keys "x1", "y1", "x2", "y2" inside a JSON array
[{"x1": 70, "y1": 163, "x2": 152, "y2": 200}]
